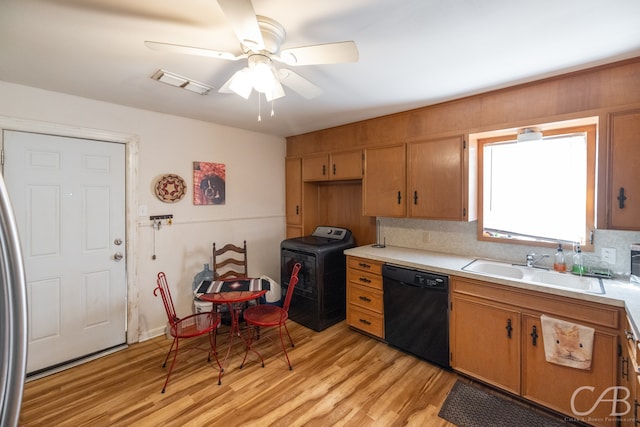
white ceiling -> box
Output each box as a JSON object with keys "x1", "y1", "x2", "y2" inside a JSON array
[{"x1": 1, "y1": 0, "x2": 639, "y2": 137}]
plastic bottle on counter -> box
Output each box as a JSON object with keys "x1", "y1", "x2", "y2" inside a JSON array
[
  {"x1": 572, "y1": 244, "x2": 585, "y2": 274},
  {"x1": 553, "y1": 244, "x2": 566, "y2": 272}
]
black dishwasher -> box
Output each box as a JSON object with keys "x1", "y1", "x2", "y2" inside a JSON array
[{"x1": 382, "y1": 264, "x2": 450, "y2": 369}]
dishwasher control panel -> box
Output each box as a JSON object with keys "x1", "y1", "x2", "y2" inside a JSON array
[{"x1": 414, "y1": 273, "x2": 445, "y2": 287}]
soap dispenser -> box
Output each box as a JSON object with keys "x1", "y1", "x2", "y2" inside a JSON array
[
  {"x1": 572, "y1": 244, "x2": 585, "y2": 274},
  {"x1": 553, "y1": 244, "x2": 566, "y2": 272}
]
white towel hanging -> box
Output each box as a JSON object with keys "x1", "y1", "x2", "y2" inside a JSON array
[{"x1": 540, "y1": 314, "x2": 595, "y2": 370}]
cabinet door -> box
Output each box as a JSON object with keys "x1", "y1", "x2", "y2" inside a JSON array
[
  {"x1": 285, "y1": 157, "x2": 302, "y2": 226},
  {"x1": 363, "y1": 144, "x2": 406, "y2": 217},
  {"x1": 450, "y1": 296, "x2": 521, "y2": 394},
  {"x1": 522, "y1": 315, "x2": 618, "y2": 427},
  {"x1": 619, "y1": 329, "x2": 637, "y2": 427},
  {"x1": 407, "y1": 135, "x2": 465, "y2": 220},
  {"x1": 302, "y1": 153, "x2": 329, "y2": 181},
  {"x1": 609, "y1": 109, "x2": 640, "y2": 230},
  {"x1": 331, "y1": 149, "x2": 362, "y2": 180}
]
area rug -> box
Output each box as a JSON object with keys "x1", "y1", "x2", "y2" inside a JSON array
[{"x1": 438, "y1": 380, "x2": 572, "y2": 427}]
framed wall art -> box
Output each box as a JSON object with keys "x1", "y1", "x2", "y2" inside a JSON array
[{"x1": 193, "y1": 161, "x2": 226, "y2": 205}]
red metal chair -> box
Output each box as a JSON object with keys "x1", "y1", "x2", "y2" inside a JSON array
[
  {"x1": 240, "y1": 262, "x2": 302, "y2": 370},
  {"x1": 153, "y1": 272, "x2": 221, "y2": 393}
]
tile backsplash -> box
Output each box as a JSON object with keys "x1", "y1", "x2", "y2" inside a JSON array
[{"x1": 379, "y1": 217, "x2": 640, "y2": 278}]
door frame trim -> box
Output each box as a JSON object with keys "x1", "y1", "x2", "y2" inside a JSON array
[{"x1": 0, "y1": 115, "x2": 140, "y2": 344}]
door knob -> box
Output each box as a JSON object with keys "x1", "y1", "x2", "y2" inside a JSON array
[
  {"x1": 114, "y1": 238, "x2": 123, "y2": 245},
  {"x1": 113, "y1": 252, "x2": 124, "y2": 261}
]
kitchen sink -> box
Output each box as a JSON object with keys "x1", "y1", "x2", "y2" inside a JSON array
[
  {"x1": 528, "y1": 271, "x2": 604, "y2": 293},
  {"x1": 461, "y1": 260, "x2": 525, "y2": 279},
  {"x1": 462, "y1": 259, "x2": 604, "y2": 294}
]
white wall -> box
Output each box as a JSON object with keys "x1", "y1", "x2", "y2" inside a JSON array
[{"x1": 0, "y1": 81, "x2": 286, "y2": 341}]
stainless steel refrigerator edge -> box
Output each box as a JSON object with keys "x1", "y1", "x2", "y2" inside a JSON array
[{"x1": 0, "y1": 174, "x2": 28, "y2": 427}]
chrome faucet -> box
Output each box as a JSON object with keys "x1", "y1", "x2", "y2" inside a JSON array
[{"x1": 525, "y1": 253, "x2": 549, "y2": 269}]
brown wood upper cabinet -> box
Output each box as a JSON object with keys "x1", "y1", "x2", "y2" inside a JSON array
[
  {"x1": 363, "y1": 144, "x2": 406, "y2": 217},
  {"x1": 407, "y1": 135, "x2": 474, "y2": 221},
  {"x1": 302, "y1": 149, "x2": 362, "y2": 182},
  {"x1": 608, "y1": 109, "x2": 640, "y2": 230}
]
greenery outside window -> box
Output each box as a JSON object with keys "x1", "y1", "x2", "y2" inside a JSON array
[{"x1": 478, "y1": 124, "x2": 596, "y2": 250}]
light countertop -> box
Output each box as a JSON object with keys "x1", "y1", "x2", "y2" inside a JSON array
[{"x1": 344, "y1": 244, "x2": 640, "y2": 336}]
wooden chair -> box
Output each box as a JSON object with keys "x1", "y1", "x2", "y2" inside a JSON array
[
  {"x1": 153, "y1": 272, "x2": 221, "y2": 393},
  {"x1": 240, "y1": 262, "x2": 302, "y2": 370},
  {"x1": 213, "y1": 240, "x2": 248, "y2": 280}
]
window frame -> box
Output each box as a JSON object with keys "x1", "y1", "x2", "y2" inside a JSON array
[{"x1": 477, "y1": 124, "x2": 597, "y2": 251}]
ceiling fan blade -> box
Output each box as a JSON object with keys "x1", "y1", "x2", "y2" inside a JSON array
[
  {"x1": 277, "y1": 69, "x2": 322, "y2": 99},
  {"x1": 145, "y1": 41, "x2": 242, "y2": 61},
  {"x1": 279, "y1": 41, "x2": 359, "y2": 66},
  {"x1": 217, "y1": 0, "x2": 264, "y2": 50}
]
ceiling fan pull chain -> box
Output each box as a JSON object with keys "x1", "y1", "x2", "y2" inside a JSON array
[
  {"x1": 271, "y1": 99, "x2": 275, "y2": 117},
  {"x1": 257, "y1": 93, "x2": 262, "y2": 122}
]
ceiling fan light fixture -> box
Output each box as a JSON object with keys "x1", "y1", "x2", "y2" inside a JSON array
[
  {"x1": 252, "y1": 61, "x2": 276, "y2": 93},
  {"x1": 228, "y1": 68, "x2": 253, "y2": 99},
  {"x1": 517, "y1": 127, "x2": 543, "y2": 143}
]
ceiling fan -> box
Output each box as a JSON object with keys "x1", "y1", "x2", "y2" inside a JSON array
[{"x1": 145, "y1": 0, "x2": 359, "y2": 102}]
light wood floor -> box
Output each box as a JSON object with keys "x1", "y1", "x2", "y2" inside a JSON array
[{"x1": 20, "y1": 321, "x2": 461, "y2": 426}]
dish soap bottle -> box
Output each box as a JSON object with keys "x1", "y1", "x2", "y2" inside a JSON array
[
  {"x1": 572, "y1": 244, "x2": 585, "y2": 274},
  {"x1": 553, "y1": 244, "x2": 566, "y2": 272}
]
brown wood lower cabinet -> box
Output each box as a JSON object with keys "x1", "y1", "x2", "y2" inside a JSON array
[
  {"x1": 450, "y1": 296, "x2": 521, "y2": 394},
  {"x1": 451, "y1": 275, "x2": 621, "y2": 427},
  {"x1": 346, "y1": 256, "x2": 384, "y2": 339},
  {"x1": 620, "y1": 316, "x2": 640, "y2": 427}
]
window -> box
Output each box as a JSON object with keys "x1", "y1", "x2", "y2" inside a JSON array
[{"x1": 478, "y1": 124, "x2": 596, "y2": 250}]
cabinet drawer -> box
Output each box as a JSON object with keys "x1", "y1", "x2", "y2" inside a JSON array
[
  {"x1": 348, "y1": 256, "x2": 383, "y2": 275},
  {"x1": 348, "y1": 283, "x2": 383, "y2": 313},
  {"x1": 348, "y1": 305, "x2": 384, "y2": 338},
  {"x1": 348, "y1": 268, "x2": 383, "y2": 290}
]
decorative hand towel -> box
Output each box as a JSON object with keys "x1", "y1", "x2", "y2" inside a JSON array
[{"x1": 540, "y1": 314, "x2": 594, "y2": 370}]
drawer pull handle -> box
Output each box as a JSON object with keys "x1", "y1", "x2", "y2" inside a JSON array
[
  {"x1": 359, "y1": 277, "x2": 371, "y2": 283},
  {"x1": 358, "y1": 262, "x2": 371, "y2": 269},
  {"x1": 359, "y1": 296, "x2": 372, "y2": 303},
  {"x1": 626, "y1": 330, "x2": 635, "y2": 341},
  {"x1": 359, "y1": 318, "x2": 372, "y2": 326},
  {"x1": 622, "y1": 356, "x2": 630, "y2": 380}
]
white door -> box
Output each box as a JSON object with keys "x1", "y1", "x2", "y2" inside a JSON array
[{"x1": 3, "y1": 130, "x2": 126, "y2": 373}]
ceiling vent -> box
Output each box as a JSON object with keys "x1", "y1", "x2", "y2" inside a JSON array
[{"x1": 151, "y1": 69, "x2": 212, "y2": 95}]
